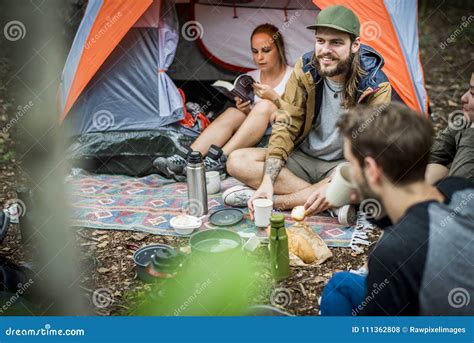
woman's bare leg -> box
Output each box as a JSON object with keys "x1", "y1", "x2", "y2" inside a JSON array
[
  {"x1": 191, "y1": 107, "x2": 246, "y2": 155},
  {"x1": 221, "y1": 100, "x2": 276, "y2": 156}
]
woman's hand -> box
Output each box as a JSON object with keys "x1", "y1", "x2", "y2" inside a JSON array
[
  {"x1": 252, "y1": 83, "x2": 279, "y2": 102},
  {"x1": 235, "y1": 97, "x2": 251, "y2": 115}
]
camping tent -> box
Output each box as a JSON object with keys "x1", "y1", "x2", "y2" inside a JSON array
[{"x1": 60, "y1": 0, "x2": 428, "y2": 175}]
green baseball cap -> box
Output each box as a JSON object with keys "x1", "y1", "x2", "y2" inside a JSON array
[{"x1": 307, "y1": 5, "x2": 360, "y2": 37}]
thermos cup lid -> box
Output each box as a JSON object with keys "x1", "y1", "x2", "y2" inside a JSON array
[
  {"x1": 270, "y1": 213, "x2": 285, "y2": 227},
  {"x1": 187, "y1": 151, "x2": 203, "y2": 164}
]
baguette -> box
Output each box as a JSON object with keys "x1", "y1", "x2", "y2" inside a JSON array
[{"x1": 287, "y1": 230, "x2": 316, "y2": 264}]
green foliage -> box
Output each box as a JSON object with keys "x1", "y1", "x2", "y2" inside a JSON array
[
  {"x1": 2, "y1": 151, "x2": 15, "y2": 162},
  {"x1": 133, "y1": 251, "x2": 256, "y2": 316},
  {"x1": 128, "y1": 246, "x2": 274, "y2": 316}
]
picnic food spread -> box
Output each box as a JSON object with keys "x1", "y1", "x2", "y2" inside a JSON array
[
  {"x1": 170, "y1": 215, "x2": 202, "y2": 234},
  {"x1": 172, "y1": 215, "x2": 199, "y2": 227}
]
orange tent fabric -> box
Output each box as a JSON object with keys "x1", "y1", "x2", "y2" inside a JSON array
[{"x1": 60, "y1": 0, "x2": 153, "y2": 122}]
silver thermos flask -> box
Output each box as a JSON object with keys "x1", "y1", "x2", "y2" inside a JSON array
[{"x1": 186, "y1": 151, "x2": 208, "y2": 217}]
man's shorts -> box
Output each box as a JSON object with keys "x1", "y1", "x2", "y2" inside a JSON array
[{"x1": 286, "y1": 147, "x2": 345, "y2": 184}]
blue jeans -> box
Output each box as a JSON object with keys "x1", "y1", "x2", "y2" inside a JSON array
[{"x1": 320, "y1": 272, "x2": 367, "y2": 316}]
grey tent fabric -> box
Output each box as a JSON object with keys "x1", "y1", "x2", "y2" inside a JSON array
[
  {"x1": 67, "y1": 129, "x2": 195, "y2": 176},
  {"x1": 169, "y1": 3, "x2": 238, "y2": 81},
  {"x1": 384, "y1": 0, "x2": 428, "y2": 113},
  {"x1": 59, "y1": 0, "x2": 103, "y2": 113},
  {"x1": 64, "y1": 0, "x2": 184, "y2": 137},
  {"x1": 65, "y1": 27, "x2": 184, "y2": 136},
  {"x1": 157, "y1": 0, "x2": 183, "y2": 119}
]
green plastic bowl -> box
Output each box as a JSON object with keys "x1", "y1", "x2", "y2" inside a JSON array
[{"x1": 189, "y1": 229, "x2": 242, "y2": 255}]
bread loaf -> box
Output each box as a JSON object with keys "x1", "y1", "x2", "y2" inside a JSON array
[{"x1": 287, "y1": 230, "x2": 316, "y2": 264}]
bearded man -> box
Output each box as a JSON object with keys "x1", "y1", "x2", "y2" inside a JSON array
[
  {"x1": 319, "y1": 103, "x2": 474, "y2": 316},
  {"x1": 223, "y1": 5, "x2": 393, "y2": 217}
]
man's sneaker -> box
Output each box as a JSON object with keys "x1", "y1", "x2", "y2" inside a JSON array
[
  {"x1": 205, "y1": 144, "x2": 227, "y2": 179},
  {"x1": 222, "y1": 185, "x2": 255, "y2": 207},
  {"x1": 153, "y1": 145, "x2": 192, "y2": 181}
]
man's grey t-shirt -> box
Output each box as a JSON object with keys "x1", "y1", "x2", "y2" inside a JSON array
[{"x1": 300, "y1": 78, "x2": 344, "y2": 161}]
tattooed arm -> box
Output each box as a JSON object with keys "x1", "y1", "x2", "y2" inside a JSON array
[
  {"x1": 264, "y1": 158, "x2": 284, "y2": 185},
  {"x1": 247, "y1": 157, "x2": 284, "y2": 220}
]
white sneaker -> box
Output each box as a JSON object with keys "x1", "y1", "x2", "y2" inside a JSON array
[
  {"x1": 332, "y1": 205, "x2": 357, "y2": 226},
  {"x1": 222, "y1": 185, "x2": 255, "y2": 207},
  {"x1": 349, "y1": 266, "x2": 368, "y2": 276}
]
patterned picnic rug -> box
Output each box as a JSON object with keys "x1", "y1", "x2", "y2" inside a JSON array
[{"x1": 66, "y1": 169, "x2": 371, "y2": 249}]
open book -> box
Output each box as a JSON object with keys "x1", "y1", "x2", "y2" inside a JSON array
[{"x1": 211, "y1": 74, "x2": 255, "y2": 104}]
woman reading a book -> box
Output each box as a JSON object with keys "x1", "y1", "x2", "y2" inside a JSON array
[{"x1": 154, "y1": 23, "x2": 293, "y2": 181}]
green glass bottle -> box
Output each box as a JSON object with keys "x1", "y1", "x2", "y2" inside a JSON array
[{"x1": 269, "y1": 213, "x2": 290, "y2": 281}]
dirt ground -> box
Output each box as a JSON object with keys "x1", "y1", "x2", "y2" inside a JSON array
[{"x1": 0, "y1": 5, "x2": 473, "y2": 316}]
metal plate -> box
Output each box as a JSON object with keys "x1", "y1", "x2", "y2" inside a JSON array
[{"x1": 209, "y1": 208, "x2": 244, "y2": 226}]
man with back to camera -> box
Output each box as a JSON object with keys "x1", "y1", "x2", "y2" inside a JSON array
[{"x1": 318, "y1": 103, "x2": 474, "y2": 316}]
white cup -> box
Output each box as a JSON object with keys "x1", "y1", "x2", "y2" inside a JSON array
[
  {"x1": 326, "y1": 162, "x2": 357, "y2": 207},
  {"x1": 205, "y1": 171, "x2": 221, "y2": 194},
  {"x1": 253, "y1": 198, "x2": 273, "y2": 227}
]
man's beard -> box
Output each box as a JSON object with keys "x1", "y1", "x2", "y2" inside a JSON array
[
  {"x1": 354, "y1": 171, "x2": 381, "y2": 203},
  {"x1": 314, "y1": 51, "x2": 353, "y2": 78}
]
